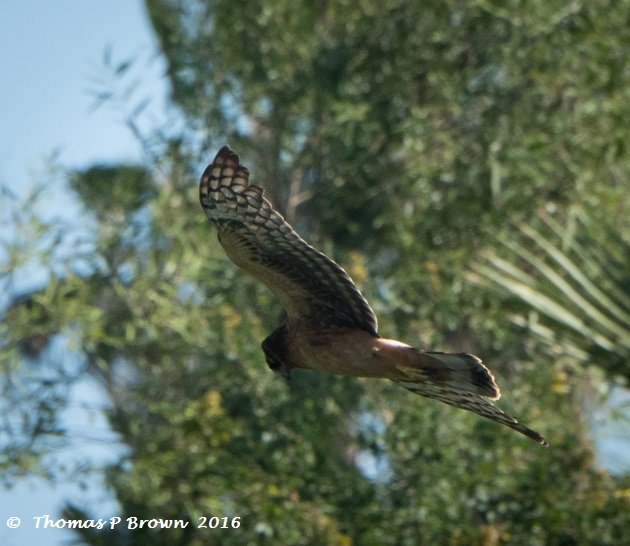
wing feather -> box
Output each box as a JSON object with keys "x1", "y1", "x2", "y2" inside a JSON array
[
  {"x1": 200, "y1": 146, "x2": 378, "y2": 335},
  {"x1": 395, "y1": 379, "x2": 548, "y2": 445}
]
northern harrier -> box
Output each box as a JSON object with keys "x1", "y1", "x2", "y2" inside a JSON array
[{"x1": 200, "y1": 146, "x2": 547, "y2": 446}]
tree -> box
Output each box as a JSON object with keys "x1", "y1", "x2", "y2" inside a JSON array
[
  {"x1": 2, "y1": 0, "x2": 629, "y2": 544},
  {"x1": 470, "y1": 210, "x2": 630, "y2": 384}
]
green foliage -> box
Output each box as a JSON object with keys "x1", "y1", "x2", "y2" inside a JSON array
[
  {"x1": 69, "y1": 164, "x2": 155, "y2": 219},
  {"x1": 470, "y1": 210, "x2": 630, "y2": 384},
  {"x1": 2, "y1": 0, "x2": 630, "y2": 544}
]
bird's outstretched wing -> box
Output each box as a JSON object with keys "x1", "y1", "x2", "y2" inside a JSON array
[
  {"x1": 395, "y1": 375, "x2": 548, "y2": 446},
  {"x1": 199, "y1": 146, "x2": 378, "y2": 334}
]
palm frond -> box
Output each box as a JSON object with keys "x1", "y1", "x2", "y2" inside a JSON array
[{"x1": 469, "y1": 210, "x2": 630, "y2": 383}]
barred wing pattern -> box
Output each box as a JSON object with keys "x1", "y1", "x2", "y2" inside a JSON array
[{"x1": 199, "y1": 146, "x2": 378, "y2": 334}]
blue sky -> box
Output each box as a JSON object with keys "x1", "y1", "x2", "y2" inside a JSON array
[
  {"x1": 0, "y1": 1, "x2": 165, "y2": 197},
  {"x1": 0, "y1": 2, "x2": 167, "y2": 545}
]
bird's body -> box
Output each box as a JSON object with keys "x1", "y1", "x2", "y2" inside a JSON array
[{"x1": 200, "y1": 146, "x2": 547, "y2": 446}]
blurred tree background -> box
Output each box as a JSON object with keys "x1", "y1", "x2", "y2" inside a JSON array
[{"x1": 2, "y1": 0, "x2": 629, "y2": 544}]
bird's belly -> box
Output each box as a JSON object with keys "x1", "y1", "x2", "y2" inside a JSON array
[{"x1": 288, "y1": 329, "x2": 401, "y2": 379}]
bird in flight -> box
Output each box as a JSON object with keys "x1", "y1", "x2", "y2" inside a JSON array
[{"x1": 200, "y1": 146, "x2": 547, "y2": 446}]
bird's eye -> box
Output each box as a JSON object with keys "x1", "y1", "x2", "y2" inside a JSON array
[{"x1": 266, "y1": 354, "x2": 281, "y2": 370}]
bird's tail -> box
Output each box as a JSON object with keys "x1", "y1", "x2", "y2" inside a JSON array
[{"x1": 391, "y1": 349, "x2": 548, "y2": 446}]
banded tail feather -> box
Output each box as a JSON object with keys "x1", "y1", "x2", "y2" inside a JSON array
[{"x1": 393, "y1": 350, "x2": 548, "y2": 446}]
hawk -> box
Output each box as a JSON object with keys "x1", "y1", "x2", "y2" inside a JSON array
[{"x1": 200, "y1": 146, "x2": 547, "y2": 446}]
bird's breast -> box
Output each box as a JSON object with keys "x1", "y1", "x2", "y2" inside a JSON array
[{"x1": 287, "y1": 327, "x2": 405, "y2": 379}]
